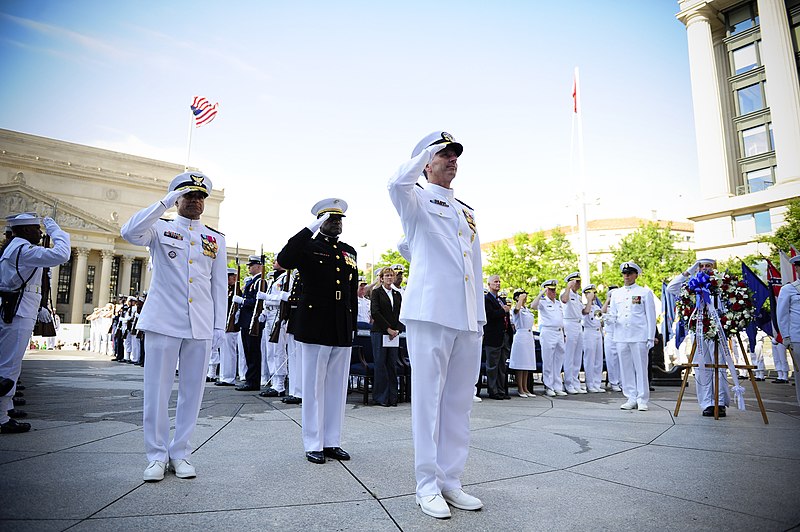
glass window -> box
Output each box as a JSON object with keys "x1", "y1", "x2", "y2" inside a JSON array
[
  {"x1": 737, "y1": 83, "x2": 763, "y2": 115},
  {"x1": 733, "y1": 214, "x2": 754, "y2": 239},
  {"x1": 746, "y1": 167, "x2": 773, "y2": 192},
  {"x1": 754, "y1": 210, "x2": 772, "y2": 233},
  {"x1": 129, "y1": 259, "x2": 143, "y2": 295},
  {"x1": 793, "y1": 23, "x2": 800, "y2": 53},
  {"x1": 85, "y1": 265, "x2": 95, "y2": 304},
  {"x1": 109, "y1": 256, "x2": 120, "y2": 301},
  {"x1": 57, "y1": 258, "x2": 73, "y2": 304},
  {"x1": 768, "y1": 122, "x2": 774, "y2": 149},
  {"x1": 728, "y1": 3, "x2": 757, "y2": 35},
  {"x1": 742, "y1": 125, "x2": 769, "y2": 157},
  {"x1": 732, "y1": 43, "x2": 758, "y2": 74}
]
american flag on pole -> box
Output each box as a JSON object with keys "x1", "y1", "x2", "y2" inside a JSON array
[{"x1": 190, "y1": 96, "x2": 219, "y2": 127}]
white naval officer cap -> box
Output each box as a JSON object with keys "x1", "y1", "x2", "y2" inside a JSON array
[
  {"x1": 246, "y1": 255, "x2": 263, "y2": 265},
  {"x1": 620, "y1": 261, "x2": 642, "y2": 274},
  {"x1": 168, "y1": 171, "x2": 212, "y2": 197},
  {"x1": 541, "y1": 279, "x2": 557, "y2": 290},
  {"x1": 7, "y1": 212, "x2": 42, "y2": 227},
  {"x1": 564, "y1": 272, "x2": 581, "y2": 283},
  {"x1": 227, "y1": 267, "x2": 238, "y2": 274},
  {"x1": 698, "y1": 258, "x2": 717, "y2": 265},
  {"x1": 583, "y1": 284, "x2": 596, "y2": 293},
  {"x1": 311, "y1": 198, "x2": 347, "y2": 218},
  {"x1": 411, "y1": 131, "x2": 464, "y2": 158},
  {"x1": 391, "y1": 263, "x2": 405, "y2": 272}
]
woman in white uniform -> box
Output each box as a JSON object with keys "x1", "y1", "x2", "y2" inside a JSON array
[{"x1": 508, "y1": 290, "x2": 536, "y2": 397}]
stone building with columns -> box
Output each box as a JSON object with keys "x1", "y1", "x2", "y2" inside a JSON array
[
  {"x1": 0, "y1": 128, "x2": 229, "y2": 324},
  {"x1": 676, "y1": 0, "x2": 800, "y2": 260}
]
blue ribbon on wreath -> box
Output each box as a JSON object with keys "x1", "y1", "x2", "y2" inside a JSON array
[{"x1": 687, "y1": 271, "x2": 711, "y2": 307}]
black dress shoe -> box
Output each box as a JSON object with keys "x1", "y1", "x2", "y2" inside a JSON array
[
  {"x1": 702, "y1": 406, "x2": 727, "y2": 417},
  {"x1": 0, "y1": 378, "x2": 14, "y2": 396},
  {"x1": 306, "y1": 451, "x2": 325, "y2": 464},
  {"x1": 1, "y1": 419, "x2": 31, "y2": 434},
  {"x1": 259, "y1": 388, "x2": 286, "y2": 397},
  {"x1": 214, "y1": 381, "x2": 235, "y2": 387},
  {"x1": 323, "y1": 447, "x2": 350, "y2": 461},
  {"x1": 15, "y1": 384, "x2": 25, "y2": 391},
  {"x1": 205, "y1": 376, "x2": 215, "y2": 383},
  {"x1": 7, "y1": 409, "x2": 26, "y2": 419},
  {"x1": 235, "y1": 385, "x2": 260, "y2": 391},
  {"x1": 14, "y1": 391, "x2": 23, "y2": 397},
  {"x1": 754, "y1": 377, "x2": 765, "y2": 381},
  {"x1": 773, "y1": 379, "x2": 789, "y2": 384},
  {"x1": 502, "y1": 394, "x2": 511, "y2": 400},
  {"x1": 12, "y1": 397, "x2": 25, "y2": 406},
  {"x1": 282, "y1": 396, "x2": 302, "y2": 404}
]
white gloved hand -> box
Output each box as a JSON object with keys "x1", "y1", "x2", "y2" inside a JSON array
[
  {"x1": 258, "y1": 311, "x2": 268, "y2": 323},
  {"x1": 306, "y1": 212, "x2": 331, "y2": 233},
  {"x1": 160, "y1": 188, "x2": 189, "y2": 208},
  {"x1": 232, "y1": 295, "x2": 245, "y2": 305},
  {"x1": 234, "y1": 310, "x2": 240, "y2": 322},
  {"x1": 256, "y1": 291, "x2": 268, "y2": 301},
  {"x1": 686, "y1": 260, "x2": 702, "y2": 277},
  {"x1": 42, "y1": 217, "x2": 60, "y2": 234},
  {"x1": 425, "y1": 141, "x2": 450, "y2": 163},
  {"x1": 646, "y1": 339, "x2": 655, "y2": 350},
  {"x1": 212, "y1": 329, "x2": 224, "y2": 350},
  {"x1": 280, "y1": 291, "x2": 290, "y2": 302},
  {"x1": 783, "y1": 337, "x2": 792, "y2": 348},
  {"x1": 37, "y1": 307, "x2": 53, "y2": 323}
]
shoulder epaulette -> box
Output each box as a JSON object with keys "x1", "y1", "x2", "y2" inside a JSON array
[
  {"x1": 205, "y1": 225, "x2": 225, "y2": 236},
  {"x1": 455, "y1": 197, "x2": 474, "y2": 210}
]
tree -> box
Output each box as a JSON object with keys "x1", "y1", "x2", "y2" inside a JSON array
[
  {"x1": 484, "y1": 230, "x2": 578, "y2": 295},
  {"x1": 372, "y1": 248, "x2": 409, "y2": 284},
  {"x1": 593, "y1": 222, "x2": 695, "y2": 299},
  {"x1": 760, "y1": 198, "x2": 800, "y2": 261}
]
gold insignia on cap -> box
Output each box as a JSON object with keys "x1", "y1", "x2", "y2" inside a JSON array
[
  {"x1": 441, "y1": 132, "x2": 454, "y2": 142},
  {"x1": 190, "y1": 174, "x2": 205, "y2": 185}
]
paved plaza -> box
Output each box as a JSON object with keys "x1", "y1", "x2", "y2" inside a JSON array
[{"x1": 1, "y1": 349, "x2": 798, "y2": 531}]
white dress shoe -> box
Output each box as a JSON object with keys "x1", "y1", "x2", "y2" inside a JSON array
[
  {"x1": 587, "y1": 387, "x2": 605, "y2": 393},
  {"x1": 576, "y1": 387, "x2": 588, "y2": 394},
  {"x1": 611, "y1": 385, "x2": 622, "y2": 392},
  {"x1": 620, "y1": 401, "x2": 637, "y2": 410},
  {"x1": 416, "y1": 494, "x2": 451, "y2": 519},
  {"x1": 168, "y1": 458, "x2": 196, "y2": 479},
  {"x1": 554, "y1": 390, "x2": 568, "y2": 396},
  {"x1": 565, "y1": 387, "x2": 579, "y2": 394},
  {"x1": 518, "y1": 392, "x2": 528, "y2": 398},
  {"x1": 472, "y1": 395, "x2": 482, "y2": 403},
  {"x1": 637, "y1": 403, "x2": 649, "y2": 411},
  {"x1": 545, "y1": 389, "x2": 556, "y2": 397},
  {"x1": 143, "y1": 460, "x2": 166, "y2": 482},
  {"x1": 442, "y1": 488, "x2": 483, "y2": 511},
  {"x1": 526, "y1": 393, "x2": 536, "y2": 397}
]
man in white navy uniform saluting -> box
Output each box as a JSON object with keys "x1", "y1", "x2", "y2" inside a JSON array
[
  {"x1": 121, "y1": 171, "x2": 227, "y2": 482},
  {"x1": 0, "y1": 213, "x2": 70, "y2": 433},
  {"x1": 388, "y1": 131, "x2": 486, "y2": 519},
  {"x1": 777, "y1": 255, "x2": 800, "y2": 404}
]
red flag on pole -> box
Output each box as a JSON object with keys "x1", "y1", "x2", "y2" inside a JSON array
[
  {"x1": 765, "y1": 258, "x2": 783, "y2": 342},
  {"x1": 572, "y1": 76, "x2": 577, "y2": 114}
]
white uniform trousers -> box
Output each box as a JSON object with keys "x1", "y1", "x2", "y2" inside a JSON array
[
  {"x1": 616, "y1": 341, "x2": 649, "y2": 406},
  {"x1": 405, "y1": 320, "x2": 481, "y2": 498},
  {"x1": 604, "y1": 334, "x2": 621, "y2": 386},
  {"x1": 143, "y1": 332, "x2": 211, "y2": 462},
  {"x1": 266, "y1": 325, "x2": 288, "y2": 392},
  {"x1": 563, "y1": 321, "x2": 584, "y2": 390},
  {"x1": 772, "y1": 342, "x2": 789, "y2": 380},
  {"x1": 123, "y1": 334, "x2": 133, "y2": 361},
  {"x1": 260, "y1": 331, "x2": 270, "y2": 386},
  {"x1": 0, "y1": 317, "x2": 35, "y2": 424},
  {"x1": 219, "y1": 331, "x2": 240, "y2": 384},
  {"x1": 582, "y1": 329, "x2": 604, "y2": 390},
  {"x1": 540, "y1": 327, "x2": 566, "y2": 393},
  {"x1": 693, "y1": 338, "x2": 730, "y2": 409},
  {"x1": 130, "y1": 336, "x2": 141, "y2": 364},
  {"x1": 237, "y1": 333, "x2": 248, "y2": 381},
  {"x1": 298, "y1": 341, "x2": 350, "y2": 452},
  {"x1": 287, "y1": 333, "x2": 302, "y2": 398},
  {"x1": 207, "y1": 346, "x2": 220, "y2": 379}
]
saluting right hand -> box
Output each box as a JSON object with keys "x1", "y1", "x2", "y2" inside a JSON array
[
  {"x1": 306, "y1": 212, "x2": 330, "y2": 233},
  {"x1": 160, "y1": 188, "x2": 190, "y2": 208},
  {"x1": 425, "y1": 142, "x2": 449, "y2": 162},
  {"x1": 42, "y1": 217, "x2": 60, "y2": 233}
]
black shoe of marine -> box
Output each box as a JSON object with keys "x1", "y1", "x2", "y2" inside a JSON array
[
  {"x1": 306, "y1": 451, "x2": 325, "y2": 464},
  {"x1": 323, "y1": 447, "x2": 350, "y2": 461},
  {"x1": 0, "y1": 419, "x2": 31, "y2": 434},
  {"x1": 0, "y1": 378, "x2": 14, "y2": 396}
]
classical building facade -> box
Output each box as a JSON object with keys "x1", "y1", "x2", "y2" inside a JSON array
[
  {"x1": 676, "y1": 0, "x2": 800, "y2": 260},
  {"x1": 0, "y1": 128, "x2": 226, "y2": 324}
]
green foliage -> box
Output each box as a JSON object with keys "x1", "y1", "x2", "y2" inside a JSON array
[
  {"x1": 592, "y1": 222, "x2": 695, "y2": 299},
  {"x1": 760, "y1": 198, "x2": 800, "y2": 261},
  {"x1": 484, "y1": 230, "x2": 578, "y2": 295},
  {"x1": 373, "y1": 249, "x2": 409, "y2": 284},
  {"x1": 716, "y1": 254, "x2": 760, "y2": 276},
  {"x1": 227, "y1": 251, "x2": 275, "y2": 281}
]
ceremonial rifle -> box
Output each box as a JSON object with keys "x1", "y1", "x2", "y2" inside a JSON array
[
  {"x1": 268, "y1": 268, "x2": 292, "y2": 344},
  {"x1": 225, "y1": 243, "x2": 241, "y2": 332},
  {"x1": 249, "y1": 246, "x2": 267, "y2": 336},
  {"x1": 34, "y1": 202, "x2": 57, "y2": 336}
]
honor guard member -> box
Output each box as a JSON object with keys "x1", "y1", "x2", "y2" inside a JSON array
[
  {"x1": 581, "y1": 284, "x2": 605, "y2": 393},
  {"x1": 777, "y1": 255, "x2": 800, "y2": 402},
  {"x1": 391, "y1": 264, "x2": 406, "y2": 294},
  {"x1": 257, "y1": 262, "x2": 291, "y2": 397},
  {"x1": 560, "y1": 272, "x2": 587, "y2": 394},
  {"x1": 666, "y1": 258, "x2": 731, "y2": 415},
  {"x1": 601, "y1": 286, "x2": 623, "y2": 391},
  {"x1": 121, "y1": 171, "x2": 227, "y2": 481},
  {"x1": 276, "y1": 198, "x2": 358, "y2": 464},
  {"x1": 609, "y1": 261, "x2": 656, "y2": 411},
  {"x1": 388, "y1": 131, "x2": 485, "y2": 519},
  {"x1": 282, "y1": 269, "x2": 303, "y2": 404},
  {"x1": 215, "y1": 267, "x2": 241, "y2": 386},
  {"x1": 0, "y1": 213, "x2": 70, "y2": 433},
  {"x1": 232, "y1": 255, "x2": 264, "y2": 391},
  {"x1": 532, "y1": 280, "x2": 568, "y2": 397}
]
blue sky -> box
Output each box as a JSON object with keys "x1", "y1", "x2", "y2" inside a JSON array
[{"x1": 0, "y1": 0, "x2": 698, "y2": 265}]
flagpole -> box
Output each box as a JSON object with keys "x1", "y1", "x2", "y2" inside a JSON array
[
  {"x1": 573, "y1": 66, "x2": 590, "y2": 283},
  {"x1": 185, "y1": 106, "x2": 194, "y2": 171}
]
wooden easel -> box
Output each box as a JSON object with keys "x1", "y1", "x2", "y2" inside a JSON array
[{"x1": 674, "y1": 333, "x2": 768, "y2": 424}]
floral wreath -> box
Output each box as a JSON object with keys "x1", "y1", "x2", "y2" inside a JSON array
[{"x1": 674, "y1": 270, "x2": 756, "y2": 341}]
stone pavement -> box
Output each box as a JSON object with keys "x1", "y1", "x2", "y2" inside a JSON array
[{"x1": 1, "y1": 350, "x2": 799, "y2": 531}]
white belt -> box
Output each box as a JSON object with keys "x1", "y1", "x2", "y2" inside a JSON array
[
  {"x1": 24, "y1": 285, "x2": 41, "y2": 294},
  {"x1": 564, "y1": 318, "x2": 581, "y2": 322},
  {"x1": 584, "y1": 327, "x2": 601, "y2": 332},
  {"x1": 516, "y1": 328, "x2": 531, "y2": 332},
  {"x1": 540, "y1": 325, "x2": 563, "y2": 331}
]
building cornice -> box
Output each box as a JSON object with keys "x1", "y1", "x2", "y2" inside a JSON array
[{"x1": 688, "y1": 182, "x2": 800, "y2": 221}]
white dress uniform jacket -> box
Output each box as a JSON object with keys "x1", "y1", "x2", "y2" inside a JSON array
[
  {"x1": 121, "y1": 205, "x2": 227, "y2": 339},
  {"x1": 607, "y1": 284, "x2": 656, "y2": 343},
  {"x1": 388, "y1": 151, "x2": 486, "y2": 331},
  {"x1": 777, "y1": 281, "x2": 800, "y2": 342}
]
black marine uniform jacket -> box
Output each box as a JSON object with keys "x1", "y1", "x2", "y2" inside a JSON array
[
  {"x1": 236, "y1": 273, "x2": 262, "y2": 331},
  {"x1": 277, "y1": 228, "x2": 358, "y2": 347}
]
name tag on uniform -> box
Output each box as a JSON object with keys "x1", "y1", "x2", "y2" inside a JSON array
[
  {"x1": 201, "y1": 234, "x2": 218, "y2": 259},
  {"x1": 631, "y1": 296, "x2": 641, "y2": 304},
  {"x1": 430, "y1": 199, "x2": 449, "y2": 208},
  {"x1": 164, "y1": 231, "x2": 183, "y2": 240}
]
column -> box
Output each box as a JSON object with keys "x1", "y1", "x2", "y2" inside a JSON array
[
  {"x1": 49, "y1": 263, "x2": 59, "y2": 309},
  {"x1": 758, "y1": 0, "x2": 800, "y2": 185},
  {"x1": 69, "y1": 248, "x2": 89, "y2": 324},
  {"x1": 118, "y1": 256, "x2": 133, "y2": 298},
  {"x1": 683, "y1": 10, "x2": 731, "y2": 199},
  {"x1": 142, "y1": 255, "x2": 153, "y2": 293},
  {"x1": 97, "y1": 249, "x2": 114, "y2": 307}
]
